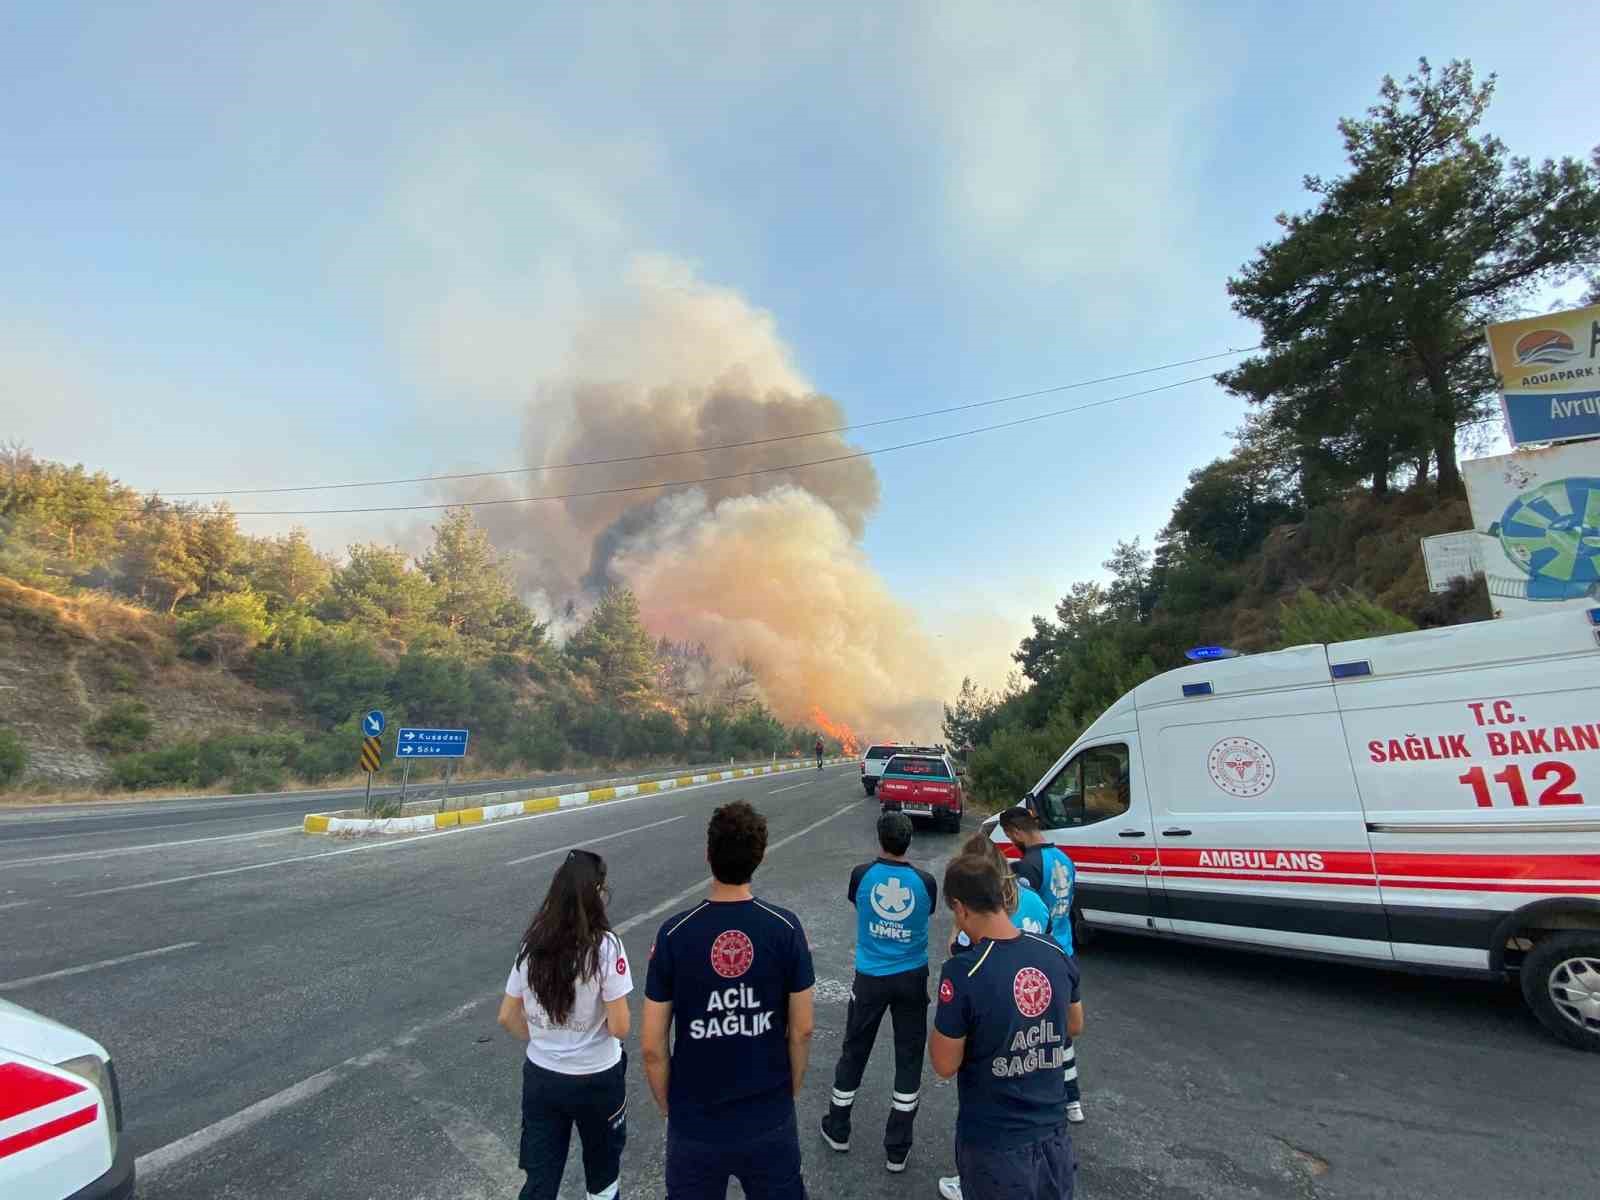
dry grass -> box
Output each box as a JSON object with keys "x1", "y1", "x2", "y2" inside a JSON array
[{"x1": 0, "y1": 578, "x2": 309, "y2": 791}]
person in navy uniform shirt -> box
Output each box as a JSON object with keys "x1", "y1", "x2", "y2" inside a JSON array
[
  {"x1": 642, "y1": 801, "x2": 815, "y2": 1200},
  {"x1": 930, "y1": 853, "x2": 1084, "y2": 1200},
  {"x1": 820, "y1": 811, "x2": 939, "y2": 1172}
]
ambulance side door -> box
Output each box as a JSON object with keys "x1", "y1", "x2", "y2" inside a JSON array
[
  {"x1": 1034, "y1": 736, "x2": 1162, "y2": 933},
  {"x1": 1143, "y1": 683, "x2": 1392, "y2": 963}
]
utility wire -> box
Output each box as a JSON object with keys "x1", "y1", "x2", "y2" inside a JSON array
[
  {"x1": 228, "y1": 372, "x2": 1220, "y2": 517},
  {"x1": 159, "y1": 347, "x2": 1256, "y2": 497}
]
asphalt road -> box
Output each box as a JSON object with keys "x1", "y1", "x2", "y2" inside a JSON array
[
  {"x1": 0, "y1": 758, "x2": 770, "y2": 850},
  {"x1": 2, "y1": 766, "x2": 1594, "y2": 1198}
]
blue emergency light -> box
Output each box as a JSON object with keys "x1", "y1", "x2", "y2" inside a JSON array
[{"x1": 1184, "y1": 646, "x2": 1240, "y2": 662}]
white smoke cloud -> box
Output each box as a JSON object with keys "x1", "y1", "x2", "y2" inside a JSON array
[{"x1": 447, "y1": 259, "x2": 960, "y2": 734}]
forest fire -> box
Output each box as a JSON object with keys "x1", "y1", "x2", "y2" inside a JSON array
[{"x1": 809, "y1": 705, "x2": 861, "y2": 757}]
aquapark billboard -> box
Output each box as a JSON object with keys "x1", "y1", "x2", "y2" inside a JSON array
[
  {"x1": 1462, "y1": 440, "x2": 1600, "y2": 619},
  {"x1": 1484, "y1": 303, "x2": 1600, "y2": 446}
]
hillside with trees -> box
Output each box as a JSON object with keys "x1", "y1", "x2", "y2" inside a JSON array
[
  {"x1": 950, "y1": 59, "x2": 1600, "y2": 807},
  {"x1": 0, "y1": 452, "x2": 835, "y2": 793}
]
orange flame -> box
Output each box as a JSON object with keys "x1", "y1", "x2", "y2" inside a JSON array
[{"x1": 808, "y1": 705, "x2": 861, "y2": 757}]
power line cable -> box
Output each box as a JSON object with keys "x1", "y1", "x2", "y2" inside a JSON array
[
  {"x1": 158, "y1": 346, "x2": 1256, "y2": 497},
  {"x1": 227, "y1": 372, "x2": 1220, "y2": 517}
]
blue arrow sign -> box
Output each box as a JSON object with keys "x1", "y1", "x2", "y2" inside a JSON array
[
  {"x1": 363, "y1": 709, "x2": 386, "y2": 736},
  {"x1": 394, "y1": 727, "x2": 470, "y2": 759}
]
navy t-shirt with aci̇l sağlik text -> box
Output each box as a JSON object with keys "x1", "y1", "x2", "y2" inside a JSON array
[
  {"x1": 645, "y1": 897, "x2": 815, "y2": 1141},
  {"x1": 934, "y1": 931, "x2": 1079, "y2": 1146}
]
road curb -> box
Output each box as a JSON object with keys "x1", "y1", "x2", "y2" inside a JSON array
[{"x1": 302, "y1": 759, "x2": 850, "y2": 835}]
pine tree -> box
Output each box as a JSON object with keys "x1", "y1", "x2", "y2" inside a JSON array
[
  {"x1": 1224, "y1": 59, "x2": 1600, "y2": 494},
  {"x1": 566, "y1": 586, "x2": 658, "y2": 705}
]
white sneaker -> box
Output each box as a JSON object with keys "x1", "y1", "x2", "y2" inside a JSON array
[
  {"x1": 938, "y1": 1176, "x2": 963, "y2": 1200},
  {"x1": 1065, "y1": 1101, "x2": 1085, "y2": 1124}
]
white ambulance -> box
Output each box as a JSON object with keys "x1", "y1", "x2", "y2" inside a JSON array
[
  {"x1": 0, "y1": 1000, "x2": 133, "y2": 1199},
  {"x1": 994, "y1": 605, "x2": 1600, "y2": 1050}
]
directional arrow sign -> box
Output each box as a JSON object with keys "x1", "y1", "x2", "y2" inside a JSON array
[
  {"x1": 363, "y1": 709, "x2": 386, "y2": 736},
  {"x1": 393, "y1": 727, "x2": 470, "y2": 759}
]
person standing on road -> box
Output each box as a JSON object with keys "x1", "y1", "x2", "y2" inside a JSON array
[
  {"x1": 998, "y1": 806, "x2": 1083, "y2": 1124},
  {"x1": 931, "y1": 854, "x2": 1083, "y2": 1200},
  {"x1": 949, "y1": 833, "x2": 1051, "y2": 954},
  {"x1": 498, "y1": 849, "x2": 633, "y2": 1200},
  {"x1": 642, "y1": 801, "x2": 816, "y2": 1200},
  {"x1": 815, "y1": 737, "x2": 825, "y2": 769},
  {"x1": 821, "y1": 811, "x2": 938, "y2": 1173}
]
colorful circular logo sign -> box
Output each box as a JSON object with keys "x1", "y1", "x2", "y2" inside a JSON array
[
  {"x1": 1012, "y1": 967, "x2": 1053, "y2": 1018},
  {"x1": 939, "y1": 978, "x2": 955, "y2": 1004},
  {"x1": 616, "y1": 956, "x2": 627, "y2": 976},
  {"x1": 710, "y1": 930, "x2": 755, "y2": 978},
  {"x1": 1208, "y1": 737, "x2": 1276, "y2": 798}
]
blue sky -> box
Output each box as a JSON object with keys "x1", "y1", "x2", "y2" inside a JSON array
[{"x1": 2, "y1": 2, "x2": 1591, "y2": 684}]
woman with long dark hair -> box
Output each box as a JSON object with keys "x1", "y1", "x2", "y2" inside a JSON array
[{"x1": 498, "y1": 848, "x2": 632, "y2": 1200}]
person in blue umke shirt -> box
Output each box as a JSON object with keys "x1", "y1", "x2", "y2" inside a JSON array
[
  {"x1": 998, "y1": 807, "x2": 1086, "y2": 1126},
  {"x1": 821, "y1": 811, "x2": 938, "y2": 1173}
]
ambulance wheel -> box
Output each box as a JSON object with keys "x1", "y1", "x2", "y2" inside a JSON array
[
  {"x1": 1071, "y1": 904, "x2": 1094, "y2": 952},
  {"x1": 1520, "y1": 933, "x2": 1600, "y2": 1052}
]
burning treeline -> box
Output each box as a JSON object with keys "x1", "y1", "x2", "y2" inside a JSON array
[{"x1": 451, "y1": 260, "x2": 952, "y2": 738}]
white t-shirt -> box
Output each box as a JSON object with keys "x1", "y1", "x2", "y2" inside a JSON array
[{"x1": 504, "y1": 931, "x2": 633, "y2": 1074}]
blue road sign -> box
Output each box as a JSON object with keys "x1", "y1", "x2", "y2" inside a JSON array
[
  {"x1": 363, "y1": 709, "x2": 387, "y2": 736},
  {"x1": 395, "y1": 727, "x2": 470, "y2": 759}
]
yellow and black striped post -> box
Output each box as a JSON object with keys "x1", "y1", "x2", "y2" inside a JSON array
[{"x1": 360, "y1": 735, "x2": 382, "y2": 814}]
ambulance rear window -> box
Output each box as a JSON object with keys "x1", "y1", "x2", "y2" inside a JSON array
[{"x1": 866, "y1": 746, "x2": 901, "y2": 760}]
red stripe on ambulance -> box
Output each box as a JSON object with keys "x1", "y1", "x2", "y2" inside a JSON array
[
  {"x1": 0, "y1": 1061, "x2": 98, "y2": 1161},
  {"x1": 0, "y1": 1062, "x2": 86, "y2": 1122}
]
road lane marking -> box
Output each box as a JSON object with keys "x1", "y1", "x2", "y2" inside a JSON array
[
  {"x1": 0, "y1": 825, "x2": 302, "y2": 869},
  {"x1": 767, "y1": 780, "x2": 815, "y2": 795},
  {"x1": 69, "y1": 768, "x2": 851, "y2": 898},
  {"x1": 504, "y1": 814, "x2": 687, "y2": 866},
  {"x1": 614, "y1": 800, "x2": 859, "y2": 935},
  {"x1": 132, "y1": 790, "x2": 859, "y2": 1179},
  {"x1": 385, "y1": 1054, "x2": 523, "y2": 1191},
  {"x1": 0, "y1": 942, "x2": 201, "y2": 993},
  {"x1": 0, "y1": 900, "x2": 32, "y2": 912},
  {"x1": 134, "y1": 996, "x2": 487, "y2": 1179}
]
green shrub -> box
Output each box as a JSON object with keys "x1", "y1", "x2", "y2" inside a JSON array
[
  {"x1": 293, "y1": 731, "x2": 356, "y2": 782},
  {"x1": 107, "y1": 664, "x2": 140, "y2": 693},
  {"x1": 0, "y1": 728, "x2": 27, "y2": 788},
  {"x1": 177, "y1": 591, "x2": 272, "y2": 668},
  {"x1": 195, "y1": 733, "x2": 301, "y2": 790},
  {"x1": 511, "y1": 709, "x2": 568, "y2": 771},
  {"x1": 1275, "y1": 588, "x2": 1415, "y2": 647},
  {"x1": 85, "y1": 700, "x2": 154, "y2": 754},
  {"x1": 109, "y1": 741, "x2": 202, "y2": 789},
  {"x1": 966, "y1": 723, "x2": 1064, "y2": 811}
]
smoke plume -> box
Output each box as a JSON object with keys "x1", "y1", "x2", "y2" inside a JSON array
[{"x1": 458, "y1": 257, "x2": 950, "y2": 737}]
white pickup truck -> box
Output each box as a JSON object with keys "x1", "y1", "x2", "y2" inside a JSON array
[{"x1": 0, "y1": 1000, "x2": 133, "y2": 1199}]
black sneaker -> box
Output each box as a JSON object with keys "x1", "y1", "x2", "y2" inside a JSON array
[
  {"x1": 820, "y1": 1118, "x2": 849, "y2": 1153},
  {"x1": 886, "y1": 1149, "x2": 909, "y2": 1174}
]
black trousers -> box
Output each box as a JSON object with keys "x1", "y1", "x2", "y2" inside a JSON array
[
  {"x1": 518, "y1": 1052, "x2": 627, "y2": 1200},
  {"x1": 824, "y1": 966, "x2": 928, "y2": 1156},
  {"x1": 956, "y1": 1125, "x2": 1075, "y2": 1200}
]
